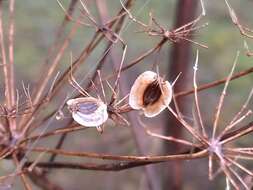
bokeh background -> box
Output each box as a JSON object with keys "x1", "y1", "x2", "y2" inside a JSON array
[{"x1": 1, "y1": 0, "x2": 253, "y2": 189}]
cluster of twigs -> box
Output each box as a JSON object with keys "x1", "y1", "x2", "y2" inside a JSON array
[{"x1": 0, "y1": 0, "x2": 253, "y2": 189}]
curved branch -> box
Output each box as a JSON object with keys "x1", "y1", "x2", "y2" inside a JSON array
[
  {"x1": 24, "y1": 147, "x2": 208, "y2": 162},
  {"x1": 175, "y1": 66, "x2": 253, "y2": 97}
]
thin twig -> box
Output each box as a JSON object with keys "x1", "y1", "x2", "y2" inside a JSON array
[
  {"x1": 175, "y1": 67, "x2": 253, "y2": 98},
  {"x1": 25, "y1": 147, "x2": 208, "y2": 162},
  {"x1": 212, "y1": 51, "x2": 239, "y2": 139}
]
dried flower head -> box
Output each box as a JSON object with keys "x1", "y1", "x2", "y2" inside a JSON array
[
  {"x1": 67, "y1": 97, "x2": 108, "y2": 127},
  {"x1": 129, "y1": 71, "x2": 172, "y2": 117}
]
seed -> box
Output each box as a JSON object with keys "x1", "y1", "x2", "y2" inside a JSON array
[
  {"x1": 143, "y1": 80, "x2": 162, "y2": 106},
  {"x1": 77, "y1": 101, "x2": 99, "y2": 115}
]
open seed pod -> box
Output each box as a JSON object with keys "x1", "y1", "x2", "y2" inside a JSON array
[
  {"x1": 129, "y1": 71, "x2": 172, "y2": 117},
  {"x1": 67, "y1": 97, "x2": 108, "y2": 127}
]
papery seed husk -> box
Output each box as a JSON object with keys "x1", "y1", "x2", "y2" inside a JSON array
[
  {"x1": 67, "y1": 97, "x2": 108, "y2": 127},
  {"x1": 129, "y1": 71, "x2": 172, "y2": 117}
]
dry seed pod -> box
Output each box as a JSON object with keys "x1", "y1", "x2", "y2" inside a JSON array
[
  {"x1": 67, "y1": 97, "x2": 108, "y2": 127},
  {"x1": 129, "y1": 71, "x2": 172, "y2": 117}
]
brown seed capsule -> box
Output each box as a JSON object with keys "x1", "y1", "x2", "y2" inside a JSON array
[
  {"x1": 129, "y1": 71, "x2": 172, "y2": 117},
  {"x1": 67, "y1": 97, "x2": 108, "y2": 127}
]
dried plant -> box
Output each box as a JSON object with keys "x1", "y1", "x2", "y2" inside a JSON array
[{"x1": 0, "y1": 0, "x2": 253, "y2": 190}]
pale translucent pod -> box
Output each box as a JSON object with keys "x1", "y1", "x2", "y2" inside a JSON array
[
  {"x1": 67, "y1": 97, "x2": 108, "y2": 127},
  {"x1": 129, "y1": 71, "x2": 172, "y2": 117}
]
